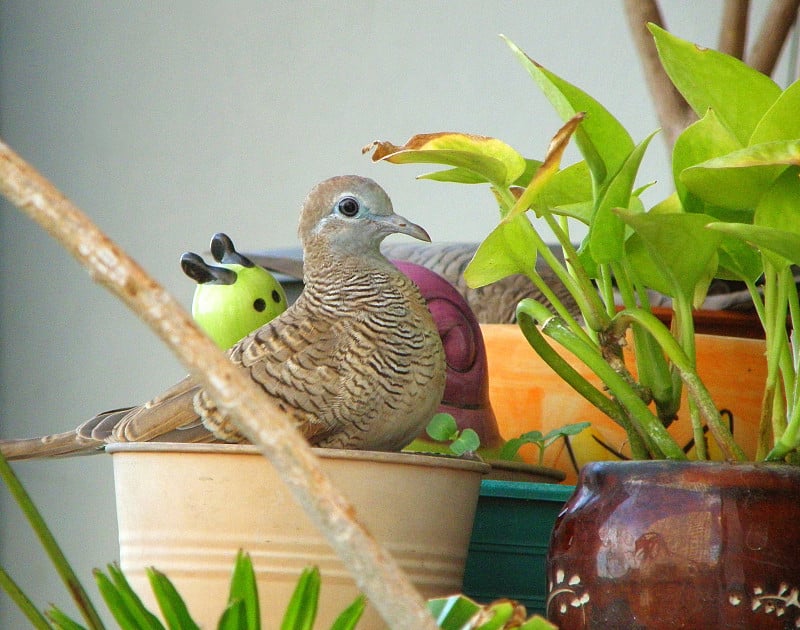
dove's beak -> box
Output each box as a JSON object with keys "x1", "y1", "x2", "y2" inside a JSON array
[{"x1": 380, "y1": 213, "x2": 432, "y2": 242}]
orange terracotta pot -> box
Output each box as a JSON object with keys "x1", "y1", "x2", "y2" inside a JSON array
[{"x1": 481, "y1": 324, "x2": 767, "y2": 484}]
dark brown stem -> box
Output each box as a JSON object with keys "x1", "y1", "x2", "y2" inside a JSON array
[
  {"x1": 0, "y1": 139, "x2": 438, "y2": 630},
  {"x1": 719, "y1": 0, "x2": 750, "y2": 58},
  {"x1": 747, "y1": 0, "x2": 800, "y2": 75},
  {"x1": 622, "y1": 0, "x2": 696, "y2": 149}
]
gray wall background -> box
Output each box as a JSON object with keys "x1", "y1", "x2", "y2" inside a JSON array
[{"x1": 1, "y1": 2, "x2": 795, "y2": 626}]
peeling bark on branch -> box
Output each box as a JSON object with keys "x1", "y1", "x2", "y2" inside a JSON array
[{"x1": 0, "y1": 140, "x2": 438, "y2": 630}]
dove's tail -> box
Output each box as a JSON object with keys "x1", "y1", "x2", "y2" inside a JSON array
[
  {"x1": 0, "y1": 407, "x2": 136, "y2": 460},
  {"x1": 0, "y1": 431, "x2": 103, "y2": 460}
]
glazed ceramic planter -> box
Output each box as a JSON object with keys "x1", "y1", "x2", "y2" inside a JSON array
[
  {"x1": 482, "y1": 324, "x2": 768, "y2": 483},
  {"x1": 546, "y1": 460, "x2": 800, "y2": 629},
  {"x1": 108, "y1": 443, "x2": 489, "y2": 629}
]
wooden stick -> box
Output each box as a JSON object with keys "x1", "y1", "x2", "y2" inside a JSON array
[
  {"x1": 0, "y1": 139, "x2": 438, "y2": 630},
  {"x1": 747, "y1": 0, "x2": 800, "y2": 75},
  {"x1": 622, "y1": 0, "x2": 695, "y2": 149},
  {"x1": 719, "y1": 0, "x2": 750, "y2": 59}
]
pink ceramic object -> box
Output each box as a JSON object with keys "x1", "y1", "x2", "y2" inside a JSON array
[{"x1": 394, "y1": 260, "x2": 502, "y2": 448}]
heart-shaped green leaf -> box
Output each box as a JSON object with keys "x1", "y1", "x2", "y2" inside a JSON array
[
  {"x1": 589, "y1": 131, "x2": 657, "y2": 263},
  {"x1": 528, "y1": 160, "x2": 593, "y2": 218},
  {"x1": 649, "y1": 23, "x2": 780, "y2": 146},
  {"x1": 503, "y1": 35, "x2": 633, "y2": 188},
  {"x1": 715, "y1": 235, "x2": 763, "y2": 282},
  {"x1": 617, "y1": 210, "x2": 723, "y2": 301},
  {"x1": 505, "y1": 113, "x2": 584, "y2": 221},
  {"x1": 672, "y1": 108, "x2": 743, "y2": 213},
  {"x1": 681, "y1": 139, "x2": 800, "y2": 209},
  {"x1": 709, "y1": 167, "x2": 800, "y2": 269},
  {"x1": 750, "y1": 78, "x2": 800, "y2": 144},
  {"x1": 464, "y1": 214, "x2": 539, "y2": 288}
]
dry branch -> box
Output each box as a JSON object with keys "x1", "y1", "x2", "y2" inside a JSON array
[
  {"x1": 0, "y1": 139, "x2": 438, "y2": 630},
  {"x1": 747, "y1": 0, "x2": 800, "y2": 75},
  {"x1": 622, "y1": 0, "x2": 696, "y2": 149},
  {"x1": 719, "y1": 0, "x2": 750, "y2": 59}
]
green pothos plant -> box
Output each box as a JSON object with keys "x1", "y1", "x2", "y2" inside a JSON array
[{"x1": 366, "y1": 24, "x2": 800, "y2": 464}]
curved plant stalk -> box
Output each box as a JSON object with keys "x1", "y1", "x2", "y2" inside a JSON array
[
  {"x1": 613, "y1": 259, "x2": 680, "y2": 426},
  {"x1": 0, "y1": 452, "x2": 105, "y2": 629},
  {"x1": 517, "y1": 299, "x2": 678, "y2": 459},
  {"x1": 516, "y1": 300, "x2": 631, "y2": 425},
  {"x1": 0, "y1": 140, "x2": 437, "y2": 630},
  {"x1": 767, "y1": 401, "x2": 800, "y2": 461},
  {"x1": 760, "y1": 263, "x2": 800, "y2": 461},
  {"x1": 539, "y1": 211, "x2": 612, "y2": 333},
  {"x1": 611, "y1": 309, "x2": 747, "y2": 462}
]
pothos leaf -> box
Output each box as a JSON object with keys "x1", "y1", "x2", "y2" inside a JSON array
[
  {"x1": 503, "y1": 35, "x2": 633, "y2": 188},
  {"x1": 504, "y1": 113, "x2": 585, "y2": 221},
  {"x1": 681, "y1": 139, "x2": 800, "y2": 209},
  {"x1": 589, "y1": 131, "x2": 657, "y2": 264},
  {"x1": 464, "y1": 214, "x2": 539, "y2": 288},
  {"x1": 708, "y1": 168, "x2": 800, "y2": 270},
  {"x1": 617, "y1": 209, "x2": 723, "y2": 302},
  {"x1": 649, "y1": 23, "x2": 780, "y2": 146},
  {"x1": 365, "y1": 133, "x2": 526, "y2": 187}
]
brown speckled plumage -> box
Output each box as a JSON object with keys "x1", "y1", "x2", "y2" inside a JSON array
[{"x1": 1, "y1": 176, "x2": 445, "y2": 458}]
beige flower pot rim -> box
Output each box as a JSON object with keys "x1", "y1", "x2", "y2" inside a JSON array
[{"x1": 105, "y1": 441, "x2": 491, "y2": 473}]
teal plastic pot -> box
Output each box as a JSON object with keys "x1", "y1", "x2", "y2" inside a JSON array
[{"x1": 462, "y1": 480, "x2": 575, "y2": 615}]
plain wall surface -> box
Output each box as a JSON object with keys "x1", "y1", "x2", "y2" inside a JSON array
[{"x1": 1, "y1": 2, "x2": 795, "y2": 625}]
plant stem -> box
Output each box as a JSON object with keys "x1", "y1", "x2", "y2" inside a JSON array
[
  {"x1": 597, "y1": 264, "x2": 617, "y2": 319},
  {"x1": 612, "y1": 309, "x2": 747, "y2": 461},
  {"x1": 0, "y1": 567, "x2": 54, "y2": 630},
  {"x1": 516, "y1": 300, "x2": 628, "y2": 423},
  {"x1": 493, "y1": 185, "x2": 519, "y2": 216},
  {"x1": 669, "y1": 292, "x2": 707, "y2": 458},
  {"x1": 539, "y1": 210, "x2": 611, "y2": 331},
  {"x1": 0, "y1": 140, "x2": 438, "y2": 630},
  {"x1": 615, "y1": 260, "x2": 678, "y2": 424},
  {"x1": 522, "y1": 266, "x2": 592, "y2": 346},
  {"x1": 760, "y1": 262, "x2": 788, "y2": 456},
  {"x1": 518, "y1": 300, "x2": 676, "y2": 459},
  {"x1": 766, "y1": 400, "x2": 800, "y2": 460},
  {"x1": 0, "y1": 453, "x2": 105, "y2": 629}
]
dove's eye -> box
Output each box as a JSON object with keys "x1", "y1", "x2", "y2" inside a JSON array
[{"x1": 337, "y1": 197, "x2": 361, "y2": 217}]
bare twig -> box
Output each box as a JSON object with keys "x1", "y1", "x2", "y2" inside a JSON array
[
  {"x1": 622, "y1": 0, "x2": 695, "y2": 149},
  {"x1": 0, "y1": 140, "x2": 438, "y2": 630},
  {"x1": 748, "y1": 0, "x2": 800, "y2": 75},
  {"x1": 719, "y1": 0, "x2": 750, "y2": 58}
]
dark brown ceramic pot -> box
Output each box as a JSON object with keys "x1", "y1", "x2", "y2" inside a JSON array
[{"x1": 546, "y1": 460, "x2": 800, "y2": 629}]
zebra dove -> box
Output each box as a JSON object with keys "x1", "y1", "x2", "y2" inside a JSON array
[
  {"x1": 249, "y1": 242, "x2": 580, "y2": 324},
  {"x1": 1, "y1": 175, "x2": 446, "y2": 459}
]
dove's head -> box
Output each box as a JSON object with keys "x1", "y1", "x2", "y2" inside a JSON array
[{"x1": 298, "y1": 176, "x2": 430, "y2": 256}]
